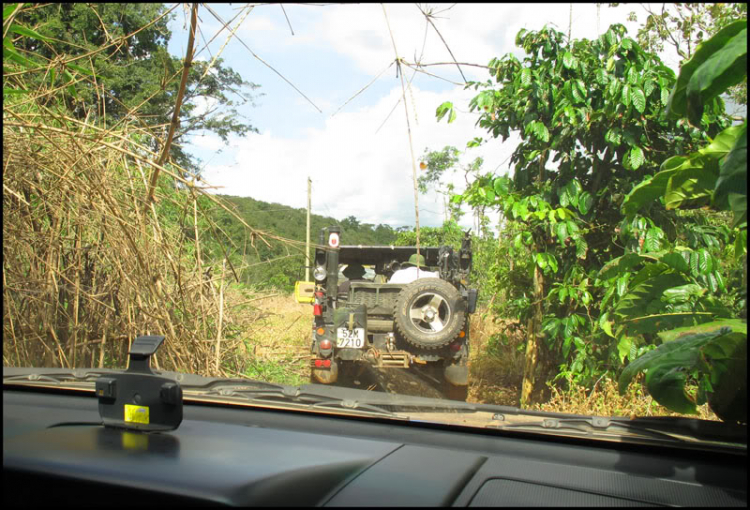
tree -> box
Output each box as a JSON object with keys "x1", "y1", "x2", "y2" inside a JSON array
[
  {"x1": 617, "y1": 20, "x2": 747, "y2": 422},
  {"x1": 620, "y1": 2, "x2": 747, "y2": 106},
  {"x1": 10, "y1": 3, "x2": 259, "y2": 172},
  {"x1": 418, "y1": 146, "x2": 469, "y2": 223},
  {"x1": 438, "y1": 24, "x2": 727, "y2": 407}
]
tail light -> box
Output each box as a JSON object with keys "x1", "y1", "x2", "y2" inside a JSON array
[
  {"x1": 450, "y1": 342, "x2": 462, "y2": 351},
  {"x1": 328, "y1": 232, "x2": 340, "y2": 248},
  {"x1": 313, "y1": 304, "x2": 322, "y2": 316},
  {"x1": 319, "y1": 339, "x2": 332, "y2": 350}
]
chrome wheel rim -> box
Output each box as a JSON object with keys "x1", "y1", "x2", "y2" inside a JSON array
[{"x1": 409, "y1": 292, "x2": 451, "y2": 334}]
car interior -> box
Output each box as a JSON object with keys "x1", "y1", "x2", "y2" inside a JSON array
[{"x1": 4, "y1": 376, "x2": 746, "y2": 507}]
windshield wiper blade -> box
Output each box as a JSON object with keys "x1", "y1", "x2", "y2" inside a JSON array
[
  {"x1": 3, "y1": 369, "x2": 109, "y2": 385},
  {"x1": 195, "y1": 385, "x2": 403, "y2": 419},
  {"x1": 494, "y1": 416, "x2": 746, "y2": 447}
]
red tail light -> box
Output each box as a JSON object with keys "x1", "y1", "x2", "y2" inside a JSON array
[
  {"x1": 328, "y1": 232, "x2": 339, "y2": 248},
  {"x1": 314, "y1": 359, "x2": 322, "y2": 368},
  {"x1": 323, "y1": 360, "x2": 331, "y2": 368},
  {"x1": 313, "y1": 304, "x2": 322, "y2": 316},
  {"x1": 450, "y1": 342, "x2": 461, "y2": 351},
  {"x1": 319, "y1": 339, "x2": 332, "y2": 350}
]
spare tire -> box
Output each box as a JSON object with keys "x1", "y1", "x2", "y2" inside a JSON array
[{"x1": 394, "y1": 278, "x2": 465, "y2": 350}]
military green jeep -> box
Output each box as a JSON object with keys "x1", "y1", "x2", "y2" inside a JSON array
[{"x1": 299, "y1": 226, "x2": 477, "y2": 400}]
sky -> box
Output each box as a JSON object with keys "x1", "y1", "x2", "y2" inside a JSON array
[{"x1": 165, "y1": 3, "x2": 671, "y2": 232}]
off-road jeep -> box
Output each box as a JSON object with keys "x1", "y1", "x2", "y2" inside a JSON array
[{"x1": 297, "y1": 226, "x2": 478, "y2": 400}]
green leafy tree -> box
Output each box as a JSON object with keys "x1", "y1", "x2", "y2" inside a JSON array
[
  {"x1": 620, "y1": 2, "x2": 747, "y2": 106},
  {"x1": 438, "y1": 24, "x2": 727, "y2": 406},
  {"x1": 7, "y1": 3, "x2": 259, "y2": 172},
  {"x1": 616, "y1": 20, "x2": 747, "y2": 422}
]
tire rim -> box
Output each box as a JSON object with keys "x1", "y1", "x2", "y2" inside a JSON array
[{"x1": 409, "y1": 292, "x2": 451, "y2": 334}]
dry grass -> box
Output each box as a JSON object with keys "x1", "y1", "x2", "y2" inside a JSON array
[
  {"x1": 234, "y1": 294, "x2": 311, "y2": 385},
  {"x1": 2, "y1": 9, "x2": 303, "y2": 377},
  {"x1": 532, "y1": 376, "x2": 720, "y2": 421},
  {"x1": 467, "y1": 310, "x2": 525, "y2": 406}
]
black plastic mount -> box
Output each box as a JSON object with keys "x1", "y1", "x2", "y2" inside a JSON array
[{"x1": 95, "y1": 335, "x2": 183, "y2": 432}]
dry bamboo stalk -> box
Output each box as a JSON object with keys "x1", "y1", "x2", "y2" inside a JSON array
[
  {"x1": 215, "y1": 260, "x2": 226, "y2": 374},
  {"x1": 147, "y1": 2, "x2": 199, "y2": 206}
]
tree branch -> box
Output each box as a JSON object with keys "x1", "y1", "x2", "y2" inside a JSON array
[{"x1": 146, "y1": 3, "x2": 198, "y2": 209}]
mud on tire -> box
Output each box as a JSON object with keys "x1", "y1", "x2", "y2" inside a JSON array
[{"x1": 394, "y1": 278, "x2": 465, "y2": 350}]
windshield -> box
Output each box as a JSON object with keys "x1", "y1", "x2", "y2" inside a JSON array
[{"x1": 3, "y1": 3, "x2": 746, "y2": 447}]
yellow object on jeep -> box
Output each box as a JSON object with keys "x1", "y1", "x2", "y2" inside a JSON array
[{"x1": 294, "y1": 281, "x2": 315, "y2": 303}]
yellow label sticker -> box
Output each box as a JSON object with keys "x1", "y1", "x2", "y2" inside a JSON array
[{"x1": 124, "y1": 404, "x2": 149, "y2": 424}]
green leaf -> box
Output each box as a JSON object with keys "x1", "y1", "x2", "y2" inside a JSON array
[
  {"x1": 3, "y1": 45, "x2": 37, "y2": 68},
  {"x1": 493, "y1": 176, "x2": 510, "y2": 196},
  {"x1": 616, "y1": 274, "x2": 628, "y2": 297},
  {"x1": 644, "y1": 79, "x2": 655, "y2": 97},
  {"x1": 627, "y1": 65, "x2": 638, "y2": 85},
  {"x1": 685, "y1": 28, "x2": 747, "y2": 126},
  {"x1": 66, "y1": 63, "x2": 94, "y2": 76},
  {"x1": 546, "y1": 253, "x2": 558, "y2": 273},
  {"x1": 3, "y1": 87, "x2": 30, "y2": 95},
  {"x1": 521, "y1": 68, "x2": 532, "y2": 86},
  {"x1": 644, "y1": 227, "x2": 663, "y2": 252},
  {"x1": 555, "y1": 222, "x2": 568, "y2": 245},
  {"x1": 733, "y1": 229, "x2": 747, "y2": 263},
  {"x1": 659, "y1": 252, "x2": 690, "y2": 273},
  {"x1": 644, "y1": 364, "x2": 697, "y2": 415},
  {"x1": 714, "y1": 123, "x2": 747, "y2": 213},
  {"x1": 618, "y1": 328, "x2": 733, "y2": 410},
  {"x1": 598, "y1": 252, "x2": 649, "y2": 280},
  {"x1": 575, "y1": 80, "x2": 587, "y2": 98},
  {"x1": 667, "y1": 20, "x2": 746, "y2": 119},
  {"x1": 664, "y1": 165, "x2": 719, "y2": 210},
  {"x1": 661, "y1": 284, "x2": 705, "y2": 304},
  {"x1": 617, "y1": 336, "x2": 633, "y2": 364},
  {"x1": 3, "y1": 4, "x2": 21, "y2": 20},
  {"x1": 448, "y1": 108, "x2": 457, "y2": 124},
  {"x1": 697, "y1": 248, "x2": 711, "y2": 274},
  {"x1": 629, "y1": 146, "x2": 644, "y2": 170},
  {"x1": 605, "y1": 128, "x2": 622, "y2": 146},
  {"x1": 535, "y1": 252, "x2": 547, "y2": 270},
  {"x1": 575, "y1": 236, "x2": 588, "y2": 260},
  {"x1": 614, "y1": 272, "x2": 689, "y2": 322},
  {"x1": 621, "y1": 83, "x2": 631, "y2": 107},
  {"x1": 595, "y1": 68, "x2": 607, "y2": 86},
  {"x1": 10, "y1": 23, "x2": 51, "y2": 42},
  {"x1": 631, "y1": 87, "x2": 646, "y2": 113},
  {"x1": 436, "y1": 101, "x2": 453, "y2": 122},
  {"x1": 562, "y1": 51, "x2": 576, "y2": 69},
  {"x1": 577, "y1": 191, "x2": 593, "y2": 215},
  {"x1": 690, "y1": 251, "x2": 700, "y2": 277},
  {"x1": 600, "y1": 312, "x2": 615, "y2": 338},
  {"x1": 606, "y1": 29, "x2": 616, "y2": 46}
]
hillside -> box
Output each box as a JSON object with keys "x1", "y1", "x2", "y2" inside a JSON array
[
  {"x1": 217, "y1": 194, "x2": 399, "y2": 246},
  {"x1": 208, "y1": 195, "x2": 399, "y2": 291}
]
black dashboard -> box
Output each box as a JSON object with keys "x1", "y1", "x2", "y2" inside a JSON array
[{"x1": 3, "y1": 387, "x2": 747, "y2": 506}]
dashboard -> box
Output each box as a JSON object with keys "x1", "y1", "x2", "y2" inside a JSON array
[{"x1": 4, "y1": 386, "x2": 747, "y2": 506}]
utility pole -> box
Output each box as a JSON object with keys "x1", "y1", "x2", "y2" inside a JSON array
[{"x1": 305, "y1": 177, "x2": 311, "y2": 281}]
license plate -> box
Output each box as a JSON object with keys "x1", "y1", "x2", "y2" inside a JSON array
[{"x1": 336, "y1": 327, "x2": 365, "y2": 348}]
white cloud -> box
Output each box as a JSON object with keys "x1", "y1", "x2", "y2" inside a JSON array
[
  {"x1": 202, "y1": 82, "x2": 514, "y2": 230},
  {"x1": 191, "y1": 133, "x2": 224, "y2": 152},
  {"x1": 191, "y1": 3, "x2": 674, "y2": 234},
  {"x1": 280, "y1": 3, "x2": 644, "y2": 80}
]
